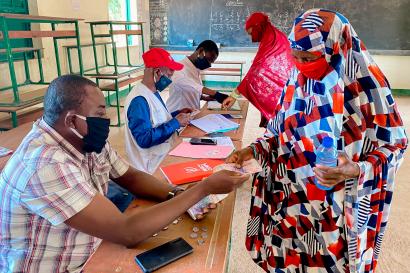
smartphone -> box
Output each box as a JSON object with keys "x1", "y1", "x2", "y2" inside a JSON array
[
  {"x1": 135, "y1": 237, "x2": 193, "y2": 273},
  {"x1": 221, "y1": 114, "x2": 243, "y2": 119},
  {"x1": 189, "y1": 138, "x2": 217, "y2": 145}
]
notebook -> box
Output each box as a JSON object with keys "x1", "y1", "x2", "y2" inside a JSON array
[{"x1": 160, "y1": 159, "x2": 224, "y2": 185}]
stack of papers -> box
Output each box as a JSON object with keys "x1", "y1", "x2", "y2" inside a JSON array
[
  {"x1": 190, "y1": 114, "x2": 239, "y2": 134},
  {"x1": 207, "y1": 100, "x2": 241, "y2": 111}
]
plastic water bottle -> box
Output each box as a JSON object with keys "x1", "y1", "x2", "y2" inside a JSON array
[{"x1": 315, "y1": 136, "x2": 338, "y2": 190}]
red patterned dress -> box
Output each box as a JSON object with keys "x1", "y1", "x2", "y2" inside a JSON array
[{"x1": 246, "y1": 9, "x2": 407, "y2": 273}]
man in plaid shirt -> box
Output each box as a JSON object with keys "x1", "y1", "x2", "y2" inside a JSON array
[{"x1": 0, "y1": 75, "x2": 249, "y2": 273}]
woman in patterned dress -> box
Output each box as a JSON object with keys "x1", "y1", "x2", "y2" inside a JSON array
[
  {"x1": 227, "y1": 9, "x2": 407, "y2": 273},
  {"x1": 222, "y1": 12, "x2": 293, "y2": 127}
]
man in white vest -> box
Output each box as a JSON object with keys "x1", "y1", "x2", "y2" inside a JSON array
[{"x1": 125, "y1": 48, "x2": 191, "y2": 174}]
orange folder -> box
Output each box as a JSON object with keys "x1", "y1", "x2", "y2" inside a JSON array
[{"x1": 160, "y1": 159, "x2": 224, "y2": 185}]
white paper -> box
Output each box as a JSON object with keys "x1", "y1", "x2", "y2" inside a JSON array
[
  {"x1": 207, "y1": 100, "x2": 241, "y2": 111},
  {"x1": 190, "y1": 114, "x2": 239, "y2": 133}
]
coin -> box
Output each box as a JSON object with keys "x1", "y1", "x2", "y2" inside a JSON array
[
  {"x1": 152, "y1": 233, "x2": 158, "y2": 237},
  {"x1": 201, "y1": 226, "x2": 208, "y2": 232},
  {"x1": 190, "y1": 232, "x2": 198, "y2": 239},
  {"x1": 172, "y1": 219, "x2": 178, "y2": 225},
  {"x1": 201, "y1": 232, "x2": 208, "y2": 239},
  {"x1": 192, "y1": 226, "x2": 199, "y2": 232},
  {"x1": 197, "y1": 239, "x2": 205, "y2": 245},
  {"x1": 178, "y1": 216, "x2": 183, "y2": 221},
  {"x1": 162, "y1": 226, "x2": 169, "y2": 230}
]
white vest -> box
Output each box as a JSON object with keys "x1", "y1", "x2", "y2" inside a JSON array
[{"x1": 124, "y1": 82, "x2": 177, "y2": 174}]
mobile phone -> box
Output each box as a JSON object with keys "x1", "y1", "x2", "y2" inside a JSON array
[
  {"x1": 135, "y1": 237, "x2": 193, "y2": 273},
  {"x1": 189, "y1": 138, "x2": 217, "y2": 145},
  {"x1": 221, "y1": 114, "x2": 243, "y2": 119}
]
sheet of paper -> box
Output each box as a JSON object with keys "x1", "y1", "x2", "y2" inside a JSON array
[
  {"x1": 190, "y1": 114, "x2": 239, "y2": 134},
  {"x1": 213, "y1": 159, "x2": 262, "y2": 174},
  {"x1": 169, "y1": 142, "x2": 234, "y2": 159},
  {"x1": 207, "y1": 100, "x2": 241, "y2": 111}
]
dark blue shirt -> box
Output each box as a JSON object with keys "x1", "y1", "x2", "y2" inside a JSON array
[{"x1": 127, "y1": 92, "x2": 180, "y2": 149}]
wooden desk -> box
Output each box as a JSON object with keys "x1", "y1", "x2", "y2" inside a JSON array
[
  {"x1": 0, "y1": 122, "x2": 33, "y2": 170},
  {"x1": 0, "y1": 100, "x2": 250, "y2": 273},
  {"x1": 83, "y1": 103, "x2": 249, "y2": 273},
  {"x1": 179, "y1": 100, "x2": 249, "y2": 141}
]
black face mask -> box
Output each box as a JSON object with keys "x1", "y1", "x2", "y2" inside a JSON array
[
  {"x1": 194, "y1": 54, "x2": 211, "y2": 70},
  {"x1": 71, "y1": 115, "x2": 110, "y2": 154}
]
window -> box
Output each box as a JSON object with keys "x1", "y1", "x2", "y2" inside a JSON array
[
  {"x1": 0, "y1": 0, "x2": 32, "y2": 61},
  {"x1": 108, "y1": 0, "x2": 139, "y2": 47}
]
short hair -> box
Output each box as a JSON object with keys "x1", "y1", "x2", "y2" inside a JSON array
[
  {"x1": 43, "y1": 75, "x2": 97, "y2": 125},
  {"x1": 196, "y1": 40, "x2": 219, "y2": 55}
]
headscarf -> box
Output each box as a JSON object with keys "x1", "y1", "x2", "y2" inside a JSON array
[
  {"x1": 236, "y1": 12, "x2": 293, "y2": 120},
  {"x1": 247, "y1": 9, "x2": 407, "y2": 273}
]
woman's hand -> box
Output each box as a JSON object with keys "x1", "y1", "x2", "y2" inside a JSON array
[
  {"x1": 313, "y1": 153, "x2": 360, "y2": 188},
  {"x1": 225, "y1": 147, "x2": 255, "y2": 168}
]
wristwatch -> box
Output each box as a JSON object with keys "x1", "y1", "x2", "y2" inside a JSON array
[{"x1": 166, "y1": 187, "x2": 184, "y2": 200}]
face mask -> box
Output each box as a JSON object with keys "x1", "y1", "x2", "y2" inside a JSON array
[
  {"x1": 154, "y1": 73, "x2": 172, "y2": 92},
  {"x1": 194, "y1": 53, "x2": 211, "y2": 70},
  {"x1": 294, "y1": 56, "x2": 329, "y2": 81},
  {"x1": 251, "y1": 26, "x2": 263, "y2": 43},
  {"x1": 70, "y1": 115, "x2": 110, "y2": 154}
]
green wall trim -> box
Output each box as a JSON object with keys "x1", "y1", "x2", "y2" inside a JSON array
[
  {"x1": 104, "y1": 87, "x2": 130, "y2": 105},
  {"x1": 202, "y1": 80, "x2": 239, "y2": 89},
  {"x1": 392, "y1": 89, "x2": 410, "y2": 96}
]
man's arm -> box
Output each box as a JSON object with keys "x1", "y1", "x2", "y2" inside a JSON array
[
  {"x1": 110, "y1": 166, "x2": 174, "y2": 201},
  {"x1": 202, "y1": 87, "x2": 229, "y2": 103},
  {"x1": 127, "y1": 96, "x2": 180, "y2": 148},
  {"x1": 65, "y1": 170, "x2": 249, "y2": 247}
]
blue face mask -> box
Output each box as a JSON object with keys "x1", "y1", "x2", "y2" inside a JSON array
[
  {"x1": 194, "y1": 54, "x2": 211, "y2": 70},
  {"x1": 155, "y1": 74, "x2": 172, "y2": 92}
]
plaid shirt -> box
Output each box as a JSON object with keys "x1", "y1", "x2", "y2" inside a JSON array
[{"x1": 0, "y1": 119, "x2": 129, "y2": 273}]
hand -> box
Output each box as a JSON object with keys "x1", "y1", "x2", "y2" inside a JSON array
[
  {"x1": 225, "y1": 147, "x2": 254, "y2": 168},
  {"x1": 175, "y1": 113, "x2": 191, "y2": 127},
  {"x1": 222, "y1": 96, "x2": 236, "y2": 110},
  {"x1": 179, "y1": 108, "x2": 193, "y2": 114},
  {"x1": 313, "y1": 153, "x2": 360, "y2": 188},
  {"x1": 201, "y1": 170, "x2": 250, "y2": 195}
]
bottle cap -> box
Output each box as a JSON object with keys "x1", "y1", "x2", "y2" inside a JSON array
[{"x1": 322, "y1": 136, "x2": 334, "y2": 148}]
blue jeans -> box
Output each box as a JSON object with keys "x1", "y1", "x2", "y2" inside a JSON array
[{"x1": 106, "y1": 181, "x2": 135, "y2": 212}]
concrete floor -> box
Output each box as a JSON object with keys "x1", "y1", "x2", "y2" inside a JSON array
[{"x1": 106, "y1": 92, "x2": 410, "y2": 273}]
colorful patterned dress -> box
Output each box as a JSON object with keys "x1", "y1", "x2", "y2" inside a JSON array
[{"x1": 246, "y1": 9, "x2": 407, "y2": 273}]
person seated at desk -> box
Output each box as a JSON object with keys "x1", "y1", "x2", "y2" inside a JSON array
[
  {"x1": 125, "y1": 48, "x2": 192, "y2": 174},
  {"x1": 0, "y1": 75, "x2": 250, "y2": 273},
  {"x1": 166, "y1": 40, "x2": 229, "y2": 113}
]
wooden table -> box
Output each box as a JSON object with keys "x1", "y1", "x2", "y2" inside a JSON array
[
  {"x1": 0, "y1": 100, "x2": 250, "y2": 273},
  {"x1": 0, "y1": 122, "x2": 33, "y2": 170}
]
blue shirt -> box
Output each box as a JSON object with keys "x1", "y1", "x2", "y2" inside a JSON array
[{"x1": 127, "y1": 92, "x2": 180, "y2": 149}]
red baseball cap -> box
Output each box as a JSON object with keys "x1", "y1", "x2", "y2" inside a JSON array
[{"x1": 142, "y1": 48, "x2": 184, "y2": 71}]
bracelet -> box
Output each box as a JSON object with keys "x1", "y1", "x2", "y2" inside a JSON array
[
  {"x1": 230, "y1": 89, "x2": 240, "y2": 99},
  {"x1": 166, "y1": 187, "x2": 184, "y2": 200}
]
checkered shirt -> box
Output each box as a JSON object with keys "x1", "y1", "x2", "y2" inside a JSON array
[{"x1": 0, "y1": 119, "x2": 129, "y2": 273}]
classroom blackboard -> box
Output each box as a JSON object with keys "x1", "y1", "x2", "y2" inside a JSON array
[{"x1": 149, "y1": 0, "x2": 410, "y2": 51}]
